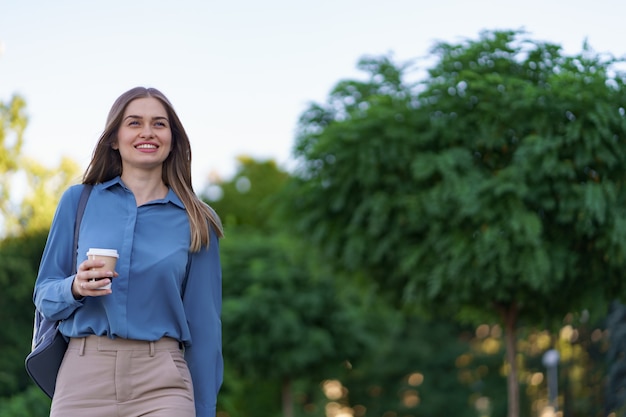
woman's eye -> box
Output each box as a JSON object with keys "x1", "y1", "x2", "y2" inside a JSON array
[
  {"x1": 155, "y1": 122, "x2": 167, "y2": 127},
  {"x1": 128, "y1": 120, "x2": 140, "y2": 126}
]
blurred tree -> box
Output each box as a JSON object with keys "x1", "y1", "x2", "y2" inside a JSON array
[
  {"x1": 0, "y1": 385, "x2": 51, "y2": 417},
  {"x1": 0, "y1": 94, "x2": 81, "y2": 235},
  {"x1": 220, "y1": 231, "x2": 380, "y2": 417},
  {"x1": 12, "y1": 156, "x2": 81, "y2": 233},
  {"x1": 341, "y1": 315, "x2": 484, "y2": 416},
  {"x1": 288, "y1": 30, "x2": 626, "y2": 417},
  {"x1": 0, "y1": 230, "x2": 48, "y2": 396},
  {"x1": 203, "y1": 158, "x2": 388, "y2": 417},
  {"x1": 203, "y1": 156, "x2": 290, "y2": 233},
  {"x1": 0, "y1": 94, "x2": 27, "y2": 229}
]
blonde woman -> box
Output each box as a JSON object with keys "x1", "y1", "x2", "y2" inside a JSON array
[{"x1": 34, "y1": 87, "x2": 223, "y2": 417}]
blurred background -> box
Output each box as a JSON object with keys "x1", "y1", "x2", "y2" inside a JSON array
[{"x1": 3, "y1": 1, "x2": 626, "y2": 416}]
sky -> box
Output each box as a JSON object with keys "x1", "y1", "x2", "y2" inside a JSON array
[{"x1": 2, "y1": 0, "x2": 626, "y2": 192}]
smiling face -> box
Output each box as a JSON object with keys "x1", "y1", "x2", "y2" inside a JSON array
[{"x1": 113, "y1": 97, "x2": 172, "y2": 174}]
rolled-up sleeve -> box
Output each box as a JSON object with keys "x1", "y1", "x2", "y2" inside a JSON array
[{"x1": 183, "y1": 227, "x2": 223, "y2": 417}]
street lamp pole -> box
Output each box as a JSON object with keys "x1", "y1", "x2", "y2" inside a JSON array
[{"x1": 542, "y1": 349, "x2": 560, "y2": 411}]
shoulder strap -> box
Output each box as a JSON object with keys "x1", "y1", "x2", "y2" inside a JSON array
[
  {"x1": 30, "y1": 184, "x2": 93, "y2": 348},
  {"x1": 72, "y1": 185, "x2": 93, "y2": 275},
  {"x1": 182, "y1": 251, "x2": 192, "y2": 298}
]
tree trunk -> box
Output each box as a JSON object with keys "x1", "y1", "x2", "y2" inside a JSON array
[
  {"x1": 282, "y1": 376, "x2": 293, "y2": 417},
  {"x1": 502, "y1": 303, "x2": 519, "y2": 417}
]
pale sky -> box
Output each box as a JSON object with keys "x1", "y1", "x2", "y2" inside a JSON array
[{"x1": 1, "y1": 0, "x2": 625, "y2": 191}]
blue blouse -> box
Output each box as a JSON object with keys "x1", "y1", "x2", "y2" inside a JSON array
[{"x1": 33, "y1": 176, "x2": 222, "y2": 417}]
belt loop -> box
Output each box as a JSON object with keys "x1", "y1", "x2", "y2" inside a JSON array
[
  {"x1": 79, "y1": 337, "x2": 86, "y2": 356},
  {"x1": 149, "y1": 341, "x2": 155, "y2": 357}
]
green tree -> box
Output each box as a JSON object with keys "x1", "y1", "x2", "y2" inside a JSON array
[
  {"x1": 341, "y1": 315, "x2": 484, "y2": 416},
  {"x1": 0, "y1": 385, "x2": 51, "y2": 417},
  {"x1": 204, "y1": 157, "x2": 383, "y2": 416},
  {"x1": 203, "y1": 156, "x2": 290, "y2": 233},
  {"x1": 14, "y1": 156, "x2": 81, "y2": 233},
  {"x1": 288, "y1": 30, "x2": 626, "y2": 416},
  {"x1": 0, "y1": 231, "x2": 48, "y2": 396},
  {"x1": 0, "y1": 94, "x2": 27, "y2": 230},
  {"x1": 0, "y1": 94, "x2": 81, "y2": 236},
  {"x1": 220, "y1": 231, "x2": 379, "y2": 417}
]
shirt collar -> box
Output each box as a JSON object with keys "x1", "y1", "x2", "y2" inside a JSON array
[
  {"x1": 99, "y1": 176, "x2": 186, "y2": 209},
  {"x1": 164, "y1": 188, "x2": 185, "y2": 209}
]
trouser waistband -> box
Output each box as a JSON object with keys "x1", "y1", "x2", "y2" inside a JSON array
[{"x1": 68, "y1": 335, "x2": 182, "y2": 357}]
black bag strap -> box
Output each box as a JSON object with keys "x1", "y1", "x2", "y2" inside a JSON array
[
  {"x1": 72, "y1": 184, "x2": 93, "y2": 275},
  {"x1": 30, "y1": 184, "x2": 93, "y2": 347}
]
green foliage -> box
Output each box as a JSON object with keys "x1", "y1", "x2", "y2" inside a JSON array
[
  {"x1": 0, "y1": 94, "x2": 27, "y2": 226},
  {"x1": 0, "y1": 94, "x2": 26, "y2": 171},
  {"x1": 218, "y1": 364, "x2": 283, "y2": 417},
  {"x1": 203, "y1": 156, "x2": 290, "y2": 232},
  {"x1": 208, "y1": 157, "x2": 387, "y2": 415},
  {"x1": 221, "y1": 230, "x2": 379, "y2": 381},
  {"x1": 0, "y1": 230, "x2": 48, "y2": 396},
  {"x1": 342, "y1": 315, "x2": 483, "y2": 416},
  {"x1": 0, "y1": 94, "x2": 81, "y2": 236},
  {"x1": 16, "y1": 156, "x2": 81, "y2": 233},
  {"x1": 0, "y1": 385, "x2": 51, "y2": 417},
  {"x1": 290, "y1": 29, "x2": 626, "y2": 324},
  {"x1": 288, "y1": 29, "x2": 626, "y2": 415},
  {"x1": 412, "y1": 30, "x2": 626, "y2": 323}
]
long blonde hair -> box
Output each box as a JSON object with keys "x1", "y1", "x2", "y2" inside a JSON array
[{"x1": 83, "y1": 86, "x2": 223, "y2": 251}]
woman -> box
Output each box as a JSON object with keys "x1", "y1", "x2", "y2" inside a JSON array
[{"x1": 33, "y1": 87, "x2": 224, "y2": 417}]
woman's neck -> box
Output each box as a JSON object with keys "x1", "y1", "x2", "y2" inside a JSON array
[{"x1": 120, "y1": 171, "x2": 168, "y2": 206}]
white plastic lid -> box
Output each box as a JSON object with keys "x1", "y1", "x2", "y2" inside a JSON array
[{"x1": 86, "y1": 248, "x2": 119, "y2": 258}]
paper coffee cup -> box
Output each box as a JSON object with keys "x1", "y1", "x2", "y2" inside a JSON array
[{"x1": 87, "y1": 248, "x2": 119, "y2": 290}]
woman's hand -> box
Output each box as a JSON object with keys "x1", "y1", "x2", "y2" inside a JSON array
[{"x1": 71, "y1": 259, "x2": 119, "y2": 298}]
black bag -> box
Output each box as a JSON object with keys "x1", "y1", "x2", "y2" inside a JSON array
[{"x1": 25, "y1": 184, "x2": 92, "y2": 398}]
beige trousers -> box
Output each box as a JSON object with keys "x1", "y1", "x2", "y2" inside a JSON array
[{"x1": 50, "y1": 335, "x2": 195, "y2": 417}]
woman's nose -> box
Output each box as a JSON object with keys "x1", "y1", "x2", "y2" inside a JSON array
[{"x1": 140, "y1": 125, "x2": 154, "y2": 137}]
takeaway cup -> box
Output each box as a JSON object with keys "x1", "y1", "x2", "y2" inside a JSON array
[{"x1": 86, "y1": 248, "x2": 119, "y2": 290}]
